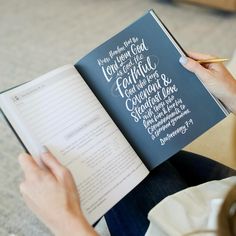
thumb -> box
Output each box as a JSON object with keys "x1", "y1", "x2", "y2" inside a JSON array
[
  {"x1": 179, "y1": 56, "x2": 211, "y2": 81},
  {"x1": 40, "y1": 147, "x2": 66, "y2": 180}
]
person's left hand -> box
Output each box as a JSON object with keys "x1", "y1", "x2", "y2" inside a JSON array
[{"x1": 18, "y1": 150, "x2": 97, "y2": 236}]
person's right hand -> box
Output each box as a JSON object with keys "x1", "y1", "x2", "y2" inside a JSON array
[{"x1": 179, "y1": 52, "x2": 236, "y2": 115}]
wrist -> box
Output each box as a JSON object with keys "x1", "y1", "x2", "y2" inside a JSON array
[
  {"x1": 224, "y1": 79, "x2": 236, "y2": 115},
  {"x1": 51, "y1": 212, "x2": 97, "y2": 236}
]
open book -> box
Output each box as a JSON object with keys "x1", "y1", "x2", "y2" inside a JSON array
[{"x1": 0, "y1": 10, "x2": 228, "y2": 224}]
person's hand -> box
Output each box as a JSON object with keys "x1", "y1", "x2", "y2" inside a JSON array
[
  {"x1": 179, "y1": 52, "x2": 236, "y2": 115},
  {"x1": 18, "y1": 149, "x2": 98, "y2": 236}
]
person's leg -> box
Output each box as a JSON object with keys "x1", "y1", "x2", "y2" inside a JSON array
[
  {"x1": 105, "y1": 161, "x2": 189, "y2": 236},
  {"x1": 169, "y1": 150, "x2": 236, "y2": 186}
]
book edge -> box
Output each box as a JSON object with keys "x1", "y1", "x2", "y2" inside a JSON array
[
  {"x1": 149, "y1": 10, "x2": 229, "y2": 117},
  {"x1": 0, "y1": 108, "x2": 29, "y2": 153},
  {"x1": 0, "y1": 64, "x2": 74, "y2": 95}
]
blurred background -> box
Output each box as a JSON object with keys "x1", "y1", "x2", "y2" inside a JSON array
[{"x1": 0, "y1": 0, "x2": 236, "y2": 235}]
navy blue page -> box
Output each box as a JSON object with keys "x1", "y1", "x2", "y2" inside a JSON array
[{"x1": 75, "y1": 10, "x2": 226, "y2": 170}]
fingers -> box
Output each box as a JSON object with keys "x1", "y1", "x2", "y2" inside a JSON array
[
  {"x1": 187, "y1": 52, "x2": 215, "y2": 60},
  {"x1": 179, "y1": 56, "x2": 211, "y2": 80},
  {"x1": 18, "y1": 153, "x2": 41, "y2": 178},
  {"x1": 19, "y1": 148, "x2": 72, "y2": 184},
  {"x1": 41, "y1": 151, "x2": 70, "y2": 182},
  {"x1": 186, "y1": 52, "x2": 226, "y2": 72}
]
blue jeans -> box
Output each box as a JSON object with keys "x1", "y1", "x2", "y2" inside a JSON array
[{"x1": 104, "y1": 151, "x2": 236, "y2": 236}]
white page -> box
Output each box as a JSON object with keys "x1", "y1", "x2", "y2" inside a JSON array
[{"x1": 0, "y1": 65, "x2": 149, "y2": 224}]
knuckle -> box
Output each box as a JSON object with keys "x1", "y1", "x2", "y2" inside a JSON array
[
  {"x1": 191, "y1": 61, "x2": 202, "y2": 71},
  {"x1": 29, "y1": 172, "x2": 41, "y2": 181},
  {"x1": 187, "y1": 61, "x2": 197, "y2": 71},
  {"x1": 59, "y1": 167, "x2": 71, "y2": 180},
  {"x1": 44, "y1": 171, "x2": 53, "y2": 180},
  {"x1": 28, "y1": 170, "x2": 45, "y2": 183}
]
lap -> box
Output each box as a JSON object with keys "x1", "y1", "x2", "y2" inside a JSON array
[
  {"x1": 105, "y1": 151, "x2": 236, "y2": 236},
  {"x1": 105, "y1": 161, "x2": 188, "y2": 236},
  {"x1": 169, "y1": 150, "x2": 236, "y2": 186}
]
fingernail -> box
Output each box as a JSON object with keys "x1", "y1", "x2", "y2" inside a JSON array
[
  {"x1": 39, "y1": 145, "x2": 49, "y2": 156},
  {"x1": 179, "y1": 56, "x2": 188, "y2": 65}
]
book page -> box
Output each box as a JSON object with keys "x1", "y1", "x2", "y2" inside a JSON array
[
  {"x1": 76, "y1": 11, "x2": 226, "y2": 170},
  {"x1": 0, "y1": 65, "x2": 149, "y2": 224}
]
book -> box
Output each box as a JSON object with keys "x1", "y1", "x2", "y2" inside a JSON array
[{"x1": 0, "y1": 10, "x2": 229, "y2": 225}]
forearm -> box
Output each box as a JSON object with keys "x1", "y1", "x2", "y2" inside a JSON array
[
  {"x1": 223, "y1": 79, "x2": 236, "y2": 115},
  {"x1": 52, "y1": 213, "x2": 98, "y2": 236}
]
